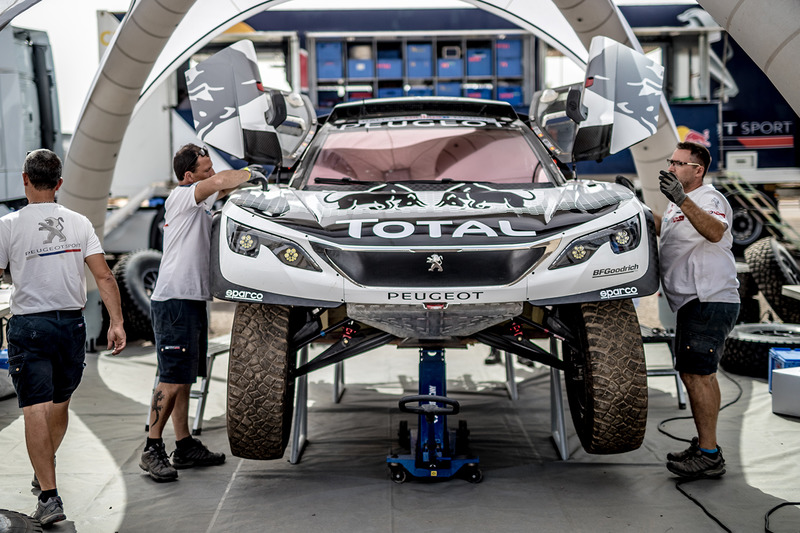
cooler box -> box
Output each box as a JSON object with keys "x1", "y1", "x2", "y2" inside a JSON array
[
  {"x1": 437, "y1": 59, "x2": 463, "y2": 78},
  {"x1": 348, "y1": 59, "x2": 374, "y2": 79},
  {"x1": 376, "y1": 59, "x2": 402, "y2": 79},
  {"x1": 771, "y1": 366, "x2": 800, "y2": 417},
  {"x1": 467, "y1": 48, "x2": 492, "y2": 76},
  {"x1": 0, "y1": 348, "x2": 14, "y2": 400},
  {"x1": 769, "y1": 348, "x2": 800, "y2": 391}
]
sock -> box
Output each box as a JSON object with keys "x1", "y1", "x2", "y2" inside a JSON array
[
  {"x1": 145, "y1": 437, "x2": 162, "y2": 451},
  {"x1": 39, "y1": 488, "x2": 58, "y2": 502},
  {"x1": 176, "y1": 436, "x2": 195, "y2": 450},
  {"x1": 699, "y1": 446, "x2": 718, "y2": 456}
]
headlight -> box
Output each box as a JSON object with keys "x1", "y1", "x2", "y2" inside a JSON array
[
  {"x1": 549, "y1": 215, "x2": 642, "y2": 269},
  {"x1": 226, "y1": 218, "x2": 322, "y2": 272}
]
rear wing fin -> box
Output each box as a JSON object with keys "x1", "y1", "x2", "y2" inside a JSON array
[
  {"x1": 531, "y1": 37, "x2": 664, "y2": 163},
  {"x1": 185, "y1": 40, "x2": 315, "y2": 166}
]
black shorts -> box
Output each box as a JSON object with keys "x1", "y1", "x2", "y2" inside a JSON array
[
  {"x1": 6, "y1": 311, "x2": 86, "y2": 408},
  {"x1": 151, "y1": 299, "x2": 208, "y2": 384},
  {"x1": 674, "y1": 299, "x2": 739, "y2": 375}
]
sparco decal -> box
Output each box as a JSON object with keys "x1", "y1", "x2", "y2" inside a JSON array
[
  {"x1": 388, "y1": 291, "x2": 484, "y2": 301},
  {"x1": 592, "y1": 264, "x2": 639, "y2": 278},
  {"x1": 599, "y1": 287, "x2": 638, "y2": 299},
  {"x1": 226, "y1": 289, "x2": 264, "y2": 301},
  {"x1": 338, "y1": 218, "x2": 537, "y2": 239}
]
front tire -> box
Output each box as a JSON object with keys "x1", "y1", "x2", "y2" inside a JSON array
[
  {"x1": 561, "y1": 299, "x2": 648, "y2": 454},
  {"x1": 227, "y1": 303, "x2": 296, "y2": 459}
]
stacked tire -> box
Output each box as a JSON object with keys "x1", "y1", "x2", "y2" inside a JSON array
[
  {"x1": 722, "y1": 238, "x2": 800, "y2": 378},
  {"x1": 112, "y1": 249, "x2": 162, "y2": 342}
]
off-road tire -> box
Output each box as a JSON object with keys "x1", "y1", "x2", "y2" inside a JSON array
[
  {"x1": 227, "y1": 303, "x2": 296, "y2": 459},
  {"x1": 745, "y1": 237, "x2": 800, "y2": 324},
  {"x1": 0, "y1": 509, "x2": 43, "y2": 532},
  {"x1": 561, "y1": 299, "x2": 648, "y2": 454},
  {"x1": 726, "y1": 190, "x2": 774, "y2": 258},
  {"x1": 721, "y1": 323, "x2": 800, "y2": 378},
  {"x1": 112, "y1": 249, "x2": 161, "y2": 341}
]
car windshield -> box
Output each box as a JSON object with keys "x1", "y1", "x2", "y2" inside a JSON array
[{"x1": 304, "y1": 119, "x2": 554, "y2": 185}]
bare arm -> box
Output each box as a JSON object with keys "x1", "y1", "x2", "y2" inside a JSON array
[
  {"x1": 679, "y1": 197, "x2": 726, "y2": 243},
  {"x1": 194, "y1": 168, "x2": 251, "y2": 203},
  {"x1": 85, "y1": 254, "x2": 126, "y2": 355}
]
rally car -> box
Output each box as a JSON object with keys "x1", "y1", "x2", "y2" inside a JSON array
[{"x1": 186, "y1": 37, "x2": 664, "y2": 461}]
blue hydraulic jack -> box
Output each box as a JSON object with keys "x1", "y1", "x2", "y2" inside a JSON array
[{"x1": 387, "y1": 348, "x2": 482, "y2": 483}]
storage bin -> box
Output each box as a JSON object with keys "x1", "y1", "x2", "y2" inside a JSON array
[
  {"x1": 317, "y1": 59, "x2": 343, "y2": 80},
  {"x1": 407, "y1": 86, "x2": 433, "y2": 97},
  {"x1": 406, "y1": 43, "x2": 432, "y2": 60},
  {"x1": 376, "y1": 59, "x2": 402, "y2": 79},
  {"x1": 497, "y1": 57, "x2": 522, "y2": 77},
  {"x1": 467, "y1": 48, "x2": 492, "y2": 76},
  {"x1": 495, "y1": 39, "x2": 522, "y2": 59},
  {"x1": 769, "y1": 348, "x2": 800, "y2": 392},
  {"x1": 378, "y1": 87, "x2": 404, "y2": 98},
  {"x1": 437, "y1": 82, "x2": 461, "y2": 97},
  {"x1": 316, "y1": 41, "x2": 342, "y2": 61},
  {"x1": 463, "y1": 87, "x2": 492, "y2": 100},
  {"x1": 407, "y1": 60, "x2": 433, "y2": 78},
  {"x1": 497, "y1": 84, "x2": 523, "y2": 107},
  {"x1": 348, "y1": 59, "x2": 374, "y2": 79},
  {"x1": 437, "y1": 59, "x2": 463, "y2": 78}
]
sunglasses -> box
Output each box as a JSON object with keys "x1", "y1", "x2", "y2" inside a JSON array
[
  {"x1": 182, "y1": 146, "x2": 208, "y2": 176},
  {"x1": 666, "y1": 158, "x2": 701, "y2": 168}
]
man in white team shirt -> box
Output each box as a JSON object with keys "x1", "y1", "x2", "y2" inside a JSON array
[
  {"x1": 140, "y1": 144, "x2": 255, "y2": 482},
  {"x1": 654, "y1": 141, "x2": 740, "y2": 480},
  {"x1": 0, "y1": 149, "x2": 126, "y2": 526}
]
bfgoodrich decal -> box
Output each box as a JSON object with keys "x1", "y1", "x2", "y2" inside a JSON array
[{"x1": 592, "y1": 264, "x2": 639, "y2": 278}]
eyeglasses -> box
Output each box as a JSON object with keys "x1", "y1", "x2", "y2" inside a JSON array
[
  {"x1": 666, "y1": 158, "x2": 701, "y2": 168},
  {"x1": 181, "y1": 146, "x2": 208, "y2": 177}
]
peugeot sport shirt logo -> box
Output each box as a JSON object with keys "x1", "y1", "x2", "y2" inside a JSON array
[
  {"x1": 25, "y1": 217, "x2": 81, "y2": 260},
  {"x1": 39, "y1": 216, "x2": 66, "y2": 243}
]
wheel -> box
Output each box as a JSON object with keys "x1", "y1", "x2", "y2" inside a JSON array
[
  {"x1": 390, "y1": 466, "x2": 407, "y2": 484},
  {"x1": 725, "y1": 190, "x2": 773, "y2": 257},
  {"x1": 148, "y1": 204, "x2": 166, "y2": 251},
  {"x1": 0, "y1": 509, "x2": 43, "y2": 532},
  {"x1": 227, "y1": 303, "x2": 296, "y2": 459},
  {"x1": 463, "y1": 465, "x2": 482, "y2": 483},
  {"x1": 721, "y1": 323, "x2": 800, "y2": 378},
  {"x1": 560, "y1": 299, "x2": 648, "y2": 454},
  {"x1": 745, "y1": 237, "x2": 800, "y2": 324},
  {"x1": 111, "y1": 249, "x2": 162, "y2": 341}
]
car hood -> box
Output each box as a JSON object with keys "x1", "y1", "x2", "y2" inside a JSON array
[{"x1": 227, "y1": 180, "x2": 637, "y2": 247}]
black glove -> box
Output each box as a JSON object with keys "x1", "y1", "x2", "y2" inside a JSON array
[{"x1": 658, "y1": 170, "x2": 686, "y2": 206}]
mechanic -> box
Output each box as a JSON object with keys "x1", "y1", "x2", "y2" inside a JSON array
[
  {"x1": 653, "y1": 141, "x2": 740, "y2": 479},
  {"x1": 0, "y1": 149, "x2": 126, "y2": 526},
  {"x1": 140, "y1": 143, "x2": 259, "y2": 482}
]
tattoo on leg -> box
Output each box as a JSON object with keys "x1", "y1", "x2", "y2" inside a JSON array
[{"x1": 151, "y1": 390, "x2": 165, "y2": 426}]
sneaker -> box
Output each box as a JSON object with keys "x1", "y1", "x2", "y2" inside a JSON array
[
  {"x1": 171, "y1": 437, "x2": 226, "y2": 469},
  {"x1": 140, "y1": 442, "x2": 178, "y2": 482},
  {"x1": 666, "y1": 448, "x2": 726, "y2": 479},
  {"x1": 30, "y1": 496, "x2": 66, "y2": 526},
  {"x1": 666, "y1": 438, "x2": 722, "y2": 463}
]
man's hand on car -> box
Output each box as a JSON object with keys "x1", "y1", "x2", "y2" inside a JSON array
[
  {"x1": 658, "y1": 170, "x2": 686, "y2": 206},
  {"x1": 245, "y1": 164, "x2": 268, "y2": 189}
]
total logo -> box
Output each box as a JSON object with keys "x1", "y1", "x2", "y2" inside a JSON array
[
  {"x1": 226, "y1": 289, "x2": 264, "y2": 301},
  {"x1": 337, "y1": 218, "x2": 537, "y2": 239},
  {"x1": 599, "y1": 286, "x2": 638, "y2": 299}
]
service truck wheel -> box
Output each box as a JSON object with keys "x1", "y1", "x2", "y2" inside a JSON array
[
  {"x1": 721, "y1": 323, "x2": 800, "y2": 378},
  {"x1": 112, "y1": 249, "x2": 161, "y2": 341},
  {"x1": 227, "y1": 303, "x2": 296, "y2": 459},
  {"x1": 745, "y1": 237, "x2": 800, "y2": 324},
  {"x1": 561, "y1": 299, "x2": 648, "y2": 454}
]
